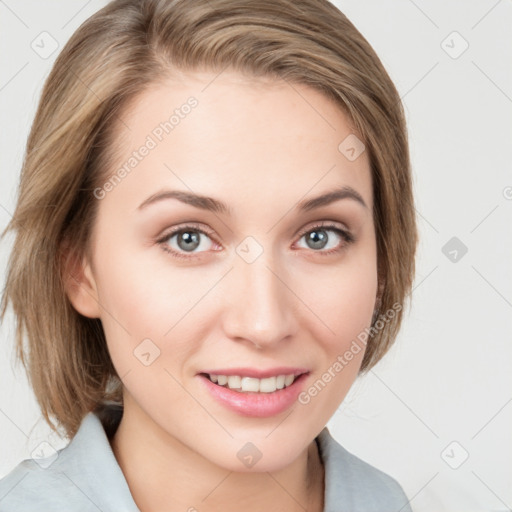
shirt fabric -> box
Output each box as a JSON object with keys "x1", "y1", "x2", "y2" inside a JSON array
[{"x1": 0, "y1": 405, "x2": 412, "y2": 511}]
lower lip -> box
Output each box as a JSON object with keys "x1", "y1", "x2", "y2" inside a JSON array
[{"x1": 198, "y1": 373, "x2": 309, "y2": 418}]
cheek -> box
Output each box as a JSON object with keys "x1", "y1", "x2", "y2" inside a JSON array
[
  {"x1": 94, "y1": 221, "x2": 377, "y2": 370},
  {"x1": 332, "y1": 268, "x2": 377, "y2": 337},
  {"x1": 92, "y1": 242, "x2": 211, "y2": 368},
  {"x1": 290, "y1": 258, "x2": 377, "y2": 429},
  {"x1": 294, "y1": 249, "x2": 378, "y2": 350}
]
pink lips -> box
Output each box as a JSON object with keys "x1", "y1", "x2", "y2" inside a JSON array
[{"x1": 197, "y1": 371, "x2": 309, "y2": 418}]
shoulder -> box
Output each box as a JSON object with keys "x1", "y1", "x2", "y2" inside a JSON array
[
  {"x1": 0, "y1": 457, "x2": 89, "y2": 512},
  {"x1": 316, "y1": 426, "x2": 412, "y2": 512},
  {"x1": 0, "y1": 407, "x2": 138, "y2": 512}
]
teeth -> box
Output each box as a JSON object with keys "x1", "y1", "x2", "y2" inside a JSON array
[
  {"x1": 227, "y1": 375, "x2": 241, "y2": 389},
  {"x1": 207, "y1": 373, "x2": 299, "y2": 393},
  {"x1": 284, "y1": 374, "x2": 295, "y2": 386}
]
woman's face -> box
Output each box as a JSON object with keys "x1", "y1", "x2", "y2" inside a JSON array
[{"x1": 72, "y1": 70, "x2": 378, "y2": 472}]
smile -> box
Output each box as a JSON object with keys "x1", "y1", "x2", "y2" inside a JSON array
[{"x1": 204, "y1": 373, "x2": 298, "y2": 393}]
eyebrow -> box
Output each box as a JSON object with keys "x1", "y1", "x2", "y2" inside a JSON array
[{"x1": 137, "y1": 185, "x2": 367, "y2": 214}]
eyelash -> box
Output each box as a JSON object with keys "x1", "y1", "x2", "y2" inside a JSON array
[{"x1": 156, "y1": 221, "x2": 356, "y2": 261}]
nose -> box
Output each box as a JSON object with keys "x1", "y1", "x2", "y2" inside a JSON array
[{"x1": 220, "y1": 248, "x2": 298, "y2": 350}]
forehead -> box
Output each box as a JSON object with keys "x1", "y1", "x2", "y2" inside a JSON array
[{"x1": 100, "y1": 69, "x2": 373, "y2": 217}]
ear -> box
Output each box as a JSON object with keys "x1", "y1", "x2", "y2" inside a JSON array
[{"x1": 60, "y1": 241, "x2": 101, "y2": 319}]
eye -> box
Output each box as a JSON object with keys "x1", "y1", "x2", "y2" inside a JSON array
[
  {"x1": 156, "y1": 221, "x2": 355, "y2": 260},
  {"x1": 294, "y1": 222, "x2": 355, "y2": 256},
  {"x1": 156, "y1": 223, "x2": 218, "y2": 260}
]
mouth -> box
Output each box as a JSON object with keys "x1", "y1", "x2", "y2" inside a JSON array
[
  {"x1": 199, "y1": 371, "x2": 308, "y2": 394},
  {"x1": 197, "y1": 370, "x2": 310, "y2": 417}
]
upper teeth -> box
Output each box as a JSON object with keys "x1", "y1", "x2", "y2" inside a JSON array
[{"x1": 208, "y1": 373, "x2": 297, "y2": 393}]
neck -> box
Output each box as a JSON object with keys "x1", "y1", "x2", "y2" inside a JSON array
[{"x1": 109, "y1": 397, "x2": 324, "y2": 512}]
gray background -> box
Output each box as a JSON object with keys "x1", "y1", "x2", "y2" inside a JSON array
[{"x1": 1, "y1": 1, "x2": 511, "y2": 510}]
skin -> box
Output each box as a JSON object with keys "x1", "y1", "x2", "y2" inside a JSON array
[{"x1": 65, "y1": 70, "x2": 379, "y2": 512}]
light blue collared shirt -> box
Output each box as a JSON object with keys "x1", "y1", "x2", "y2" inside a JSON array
[{"x1": 0, "y1": 405, "x2": 412, "y2": 511}]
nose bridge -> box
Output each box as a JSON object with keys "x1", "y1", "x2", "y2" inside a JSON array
[{"x1": 222, "y1": 241, "x2": 296, "y2": 347}]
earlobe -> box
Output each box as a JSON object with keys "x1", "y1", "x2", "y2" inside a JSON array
[{"x1": 61, "y1": 243, "x2": 101, "y2": 319}]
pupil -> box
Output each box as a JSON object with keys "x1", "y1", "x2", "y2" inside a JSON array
[
  {"x1": 308, "y1": 230, "x2": 327, "y2": 249},
  {"x1": 179, "y1": 231, "x2": 200, "y2": 251}
]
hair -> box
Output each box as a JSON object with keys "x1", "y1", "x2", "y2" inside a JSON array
[{"x1": 0, "y1": 0, "x2": 418, "y2": 440}]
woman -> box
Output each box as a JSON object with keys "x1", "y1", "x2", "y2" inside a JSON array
[{"x1": 0, "y1": 0, "x2": 417, "y2": 510}]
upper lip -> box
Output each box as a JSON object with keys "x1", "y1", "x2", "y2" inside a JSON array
[{"x1": 199, "y1": 367, "x2": 309, "y2": 379}]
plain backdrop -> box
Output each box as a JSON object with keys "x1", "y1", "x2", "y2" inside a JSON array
[{"x1": 1, "y1": 1, "x2": 511, "y2": 511}]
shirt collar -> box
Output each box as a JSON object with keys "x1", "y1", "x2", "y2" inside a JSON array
[
  {"x1": 68, "y1": 405, "x2": 346, "y2": 511},
  {"x1": 57, "y1": 404, "x2": 139, "y2": 511}
]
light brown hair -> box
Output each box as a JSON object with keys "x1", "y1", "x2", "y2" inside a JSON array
[{"x1": 1, "y1": 0, "x2": 418, "y2": 439}]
